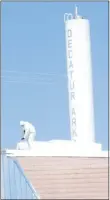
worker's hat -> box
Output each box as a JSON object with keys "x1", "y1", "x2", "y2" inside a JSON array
[{"x1": 20, "y1": 121, "x2": 25, "y2": 126}]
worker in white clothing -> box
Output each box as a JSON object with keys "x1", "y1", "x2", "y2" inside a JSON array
[{"x1": 20, "y1": 121, "x2": 36, "y2": 148}]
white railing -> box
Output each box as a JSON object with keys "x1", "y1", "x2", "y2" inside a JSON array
[{"x1": 1, "y1": 150, "x2": 40, "y2": 199}]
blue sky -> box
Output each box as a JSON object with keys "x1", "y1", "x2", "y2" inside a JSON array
[{"x1": 1, "y1": 2, "x2": 108, "y2": 150}]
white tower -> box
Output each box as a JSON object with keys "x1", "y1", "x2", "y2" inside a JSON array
[{"x1": 64, "y1": 7, "x2": 95, "y2": 144}]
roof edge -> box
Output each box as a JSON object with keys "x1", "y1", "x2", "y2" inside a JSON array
[
  {"x1": 4, "y1": 149, "x2": 108, "y2": 158},
  {"x1": 2, "y1": 140, "x2": 108, "y2": 158}
]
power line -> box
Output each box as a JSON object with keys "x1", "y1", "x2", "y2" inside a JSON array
[
  {"x1": 1, "y1": 75, "x2": 67, "y2": 80},
  {"x1": 1, "y1": 76, "x2": 67, "y2": 84},
  {"x1": 1, "y1": 70, "x2": 67, "y2": 85},
  {"x1": 2, "y1": 80, "x2": 57, "y2": 85},
  {"x1": 2, "y1": 70, "x2": 67, "y2": 77}
]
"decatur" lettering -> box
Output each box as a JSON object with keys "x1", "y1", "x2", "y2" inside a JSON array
[{"x1": 67, "y1": 29, "x2": 77, "y2": 141}]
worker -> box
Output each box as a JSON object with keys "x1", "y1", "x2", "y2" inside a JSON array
[{"x1": 20, "y1": 121, "x2": 36, "y2": 148}]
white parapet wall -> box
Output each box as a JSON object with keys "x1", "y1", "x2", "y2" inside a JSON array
[{"x1": 5, "y1": 140, "x2": 108, "y2": 157}]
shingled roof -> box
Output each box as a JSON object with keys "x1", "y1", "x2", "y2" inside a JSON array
[{"x1": 17, "y1": 156, "x2": 109, "y2": 199}]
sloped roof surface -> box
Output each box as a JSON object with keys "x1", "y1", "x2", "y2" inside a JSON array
[{"x1": 17, "y1": 156, "x2": 108, "y2": 199}]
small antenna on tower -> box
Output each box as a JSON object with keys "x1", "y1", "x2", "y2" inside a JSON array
[
  {"x1": 75, "y1": 5, "x2": 78, "y2": 18},
  {"x1": 74, "y1": 5, "x2": 82, "y2": 19}
]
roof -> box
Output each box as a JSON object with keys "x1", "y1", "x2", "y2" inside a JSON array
[
  {"x1": 5, "y1": 140, "x2": 108, "y2": 199},
  {"x1": 17, "y1": 156, "x2": 108, "y2": 199}
]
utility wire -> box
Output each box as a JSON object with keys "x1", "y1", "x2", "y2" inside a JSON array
[
  {"x1": 1, "y1": 70, "x2": 67, "y2": 85},
  {"x1": 2, "y1": 70, "x2": 67, "y2": 77},
  {"x1": 2, "y1": 80, "x2": 58, "y2": 85}
]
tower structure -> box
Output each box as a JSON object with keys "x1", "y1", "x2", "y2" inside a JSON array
[{"x1": 64, "y1": 7, "x2": 95, "y2": 144}]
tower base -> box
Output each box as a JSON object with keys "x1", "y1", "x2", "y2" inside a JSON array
[
  {"x1": 14, "y1": 139, "x2": 104, "y2": 156},
  {"x1": 4, "y1": 139, "x2": 108, "y2": 157}
]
